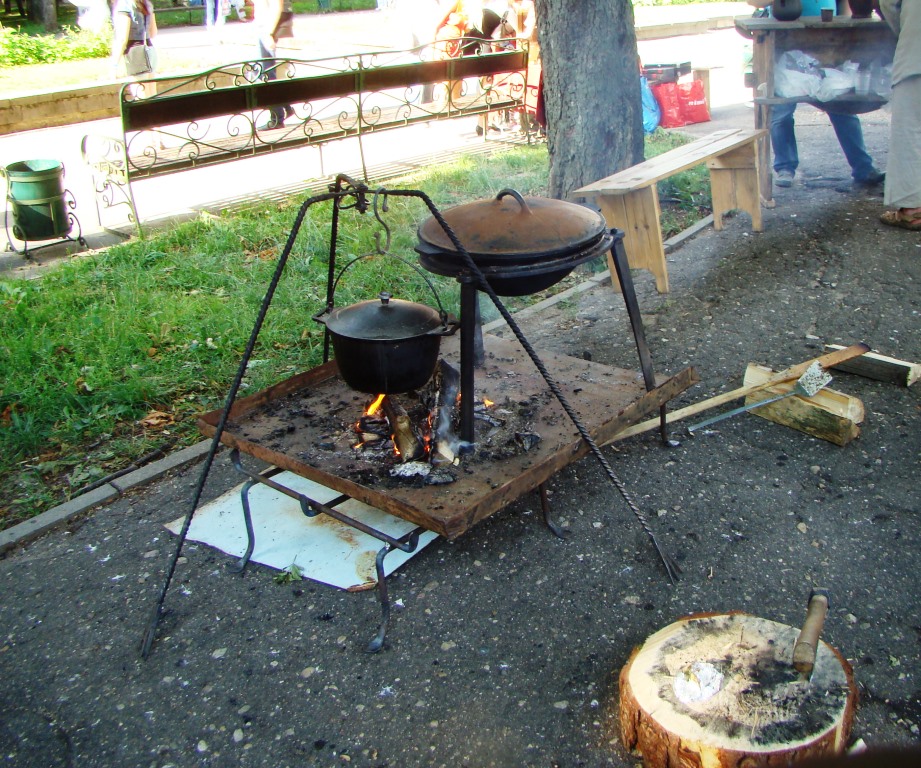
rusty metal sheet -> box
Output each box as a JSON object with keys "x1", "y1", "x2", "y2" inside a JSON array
[{"x1": 198, "y1": 335, "x2": 696, "y2": 540}]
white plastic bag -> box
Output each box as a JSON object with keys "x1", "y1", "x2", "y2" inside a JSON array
[
  {"x1": 816, "y1": 64, "x2": 856, "y2": 101},
  {"x1": 774, "y1": 50, "x2": 822, "y2": 99}
]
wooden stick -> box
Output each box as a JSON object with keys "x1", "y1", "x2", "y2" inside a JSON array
[
  {"x1": 823, "y1": 344, "x2": 920, "y2": 387},
  {"x1": 606, "y1": 343, "x2": 869, "y2": 443}
]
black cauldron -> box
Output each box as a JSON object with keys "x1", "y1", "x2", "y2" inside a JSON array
[
  {"x1": 314, "y1": 292, "x2": 458, "y2": 394},
  {"x1": 416, "y1": 189, "x2": 613, "y2": 296}
]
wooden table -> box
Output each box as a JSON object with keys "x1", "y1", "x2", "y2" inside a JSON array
[{"x1": 735, "y1": 16, "x2": 896, "y2": 202}]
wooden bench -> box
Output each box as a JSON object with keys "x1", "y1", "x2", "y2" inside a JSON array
[
  {"x1": 81, "y1": 43, "x2": 529, "y2": 234},
  {"x1": 572, "y1": 127, "x2": 766, "y2": 294}
]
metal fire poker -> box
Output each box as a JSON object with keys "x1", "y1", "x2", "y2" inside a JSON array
[{"x1": 140, "y1": 176, "x2": 678, "y2": 658}]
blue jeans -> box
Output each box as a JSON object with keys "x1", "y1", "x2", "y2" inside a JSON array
[{"x1": 770, "y1": 102, "x2": 877, "y2": 181}]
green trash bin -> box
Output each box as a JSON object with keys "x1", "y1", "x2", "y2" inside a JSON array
[
  {"x1": 2, "y1": 159, "x2": 72, "y2": 242},
  {"x1": 318, "y1": 0, "x2": 331, "y2": 11}
]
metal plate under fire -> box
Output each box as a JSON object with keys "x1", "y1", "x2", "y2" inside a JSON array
[{"x1": 198, "y1": 335, "x2": 695, "y2": 540}]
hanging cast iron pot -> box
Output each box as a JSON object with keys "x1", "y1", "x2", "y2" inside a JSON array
[
  {"x1": 415, "y1": 188, "x2": 613, "y2": 296},
  {"x1": 314, "y1": 291, "x2": 458, "y2": 394}
]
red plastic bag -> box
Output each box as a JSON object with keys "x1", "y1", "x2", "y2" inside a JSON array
[
  {"x1": 651, "y1": 82, "x2": 685, "y2": 129},
  {"x1": 677, "y1": 79, "x2": 711, "y2": 125}
]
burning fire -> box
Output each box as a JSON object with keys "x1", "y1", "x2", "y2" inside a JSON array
[
  {"x1": 366, "y1": 393, "x2": 386, "y2": 417},
  {"x1": 352, "y1": 390, "x2": 496, "y2": 466}
]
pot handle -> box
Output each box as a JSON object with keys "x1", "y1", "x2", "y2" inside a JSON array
[
  {"x1": 496, "y1": 188, "x2": 532, "y2": 215},
  {"x1": 326, "y1": 252, "x2": 453, "y2": 322},
  {"x1": 427, "y1": 315, "x2": 460, "y2": 337}
]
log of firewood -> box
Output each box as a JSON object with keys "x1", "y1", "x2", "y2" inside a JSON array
[
  {"x1": 381, "y1": 396, "x2": 423, "y2": 462},
  {"x1": 823, "y1": 344, "x2": 920, "y2": 387},
  {"x1": 743, "y1": 364, "x2": 864, "y2": 447},
  {"x1": 618, "y1": 612, "x2": 856, "y2": 768}
]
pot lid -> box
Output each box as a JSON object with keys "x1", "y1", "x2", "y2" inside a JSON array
[
  {"x1": 326, "y1": 292, "x2": 443, "y2": 341},
  {"x1": 418, "y1": 188, "x2": 607, "y2": 258}
]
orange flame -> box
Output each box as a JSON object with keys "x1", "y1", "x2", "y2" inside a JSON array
[
  {"x1": 483, "y1": 398, "x2": 494, "y2": 408},
  {"x1": 366, "y1": 394, "x2": 386, "y2": 416}
]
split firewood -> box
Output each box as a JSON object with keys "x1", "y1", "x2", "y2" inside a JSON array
[
  {"x1": 606, "y1": 343, "x2": 869, "y2": 443},
  {"x1": 742, "y1": 364, "x2": 864, "y2": 446},
  {"x1": 824, "y1": 344, "x2": 920, "y2": 387},
  {"x1": 381, "y1": 396, "x2": 423, "y2": 462}
]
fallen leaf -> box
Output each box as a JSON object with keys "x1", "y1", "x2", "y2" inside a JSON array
[{"x1": 139, "y1": 410, "x2": 174, "y2": 429}]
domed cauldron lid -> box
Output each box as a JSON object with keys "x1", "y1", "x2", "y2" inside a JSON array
[
  {"x1": 417, "y1": 188, "x2": 607, "y2": 261},
  {"x1": 324, "y1": 292, "x2": 444, "y2": 341}
]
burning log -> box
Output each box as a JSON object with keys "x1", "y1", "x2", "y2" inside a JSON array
[{"x1": 381, "y1": 396, "x2": 423, "y2": 462}]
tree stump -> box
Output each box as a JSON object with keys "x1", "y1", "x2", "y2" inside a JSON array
[{"x1": 619, "y1": 612, "x2": 857, "y2": 767}]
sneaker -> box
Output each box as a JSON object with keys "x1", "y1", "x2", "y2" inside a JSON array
[
  {"x1": 775, "y1": 169, "x2": 794, "y2": 188},
  {"x1": 854, "y1": 168, "x2": 885, "y2": 187}
]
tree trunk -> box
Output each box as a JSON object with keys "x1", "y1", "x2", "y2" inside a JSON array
[
  {"x1": 33, "y1": 0, "x2": 58, "y2": 29},
  {"x1": 618, "y1": 613, "x2": 856, "y2": 767},
  {"x1": 534, "y1": 0, "x2": 644, "y2": 199}
]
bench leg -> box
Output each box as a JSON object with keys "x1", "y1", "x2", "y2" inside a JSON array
[
  {"x1": 596, "y1": 188, "x2": 669, "y2": 295},
  {"x1": 707, "y1": 143, "x2": 763, "y2": 233}
]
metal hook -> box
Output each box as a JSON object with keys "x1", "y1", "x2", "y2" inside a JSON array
[{"x1": 371, "y1": 188, "x2": 392, "y2": 255}]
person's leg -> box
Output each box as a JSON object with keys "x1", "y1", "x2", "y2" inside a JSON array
[
  {"x1": 206, "y1": 0, "x2": 217, "y2": 30},
  {"x1": 827, "y1": 111, "x2": 881, "y2": 183},
  {"x1": 884, "y1": 76, "x2": 921, "y2": 209},
  {"x1": 769, "y1": 102, "x2": 798, "y2": 175},
  {"x1": 257, "y1": 37, "x2": 286, "y2": 127}
]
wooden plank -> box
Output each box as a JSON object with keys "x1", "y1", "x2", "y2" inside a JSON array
[
  {"x1": 596, "y1": 188, "x2": 668, "y2": 294},
  {"x1": 573, "y1": 129, "x2": 766, "y2": 196},
  {"x1": 823, "y1": 344, "x2": 921, "y2": 387},
  {"x1": 742, "y1": 364, "x2": 863, "y2": 446},
  {"x1": 707, "y1": 143, "x2": 762, "y2": 232}
]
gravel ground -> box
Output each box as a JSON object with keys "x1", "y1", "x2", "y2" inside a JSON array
[{"x1": 1, "y1": 104, "x2": 920, "y2": 767}]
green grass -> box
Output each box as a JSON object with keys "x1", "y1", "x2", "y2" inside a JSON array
[
  {"x1": 0, "y1": 22, "x2": 110, "y2": 67},
  {"x1": 646, "y1": 127, "x2": 712, "y2": 235},
  {"x1": 0, "y1": 137, "x2": 710, "y2": 530}
]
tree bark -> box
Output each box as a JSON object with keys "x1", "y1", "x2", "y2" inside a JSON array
[
  {"x1": 33, "y1": 0, "x2": 58, "y2": 29},
  {"x1": 533, "y1": 0, "x2": 644, "y2": 199}
]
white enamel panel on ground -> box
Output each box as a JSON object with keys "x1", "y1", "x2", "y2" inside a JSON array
[{"x1": 166, "y1": 470, "x2": 438, "y2": 590}]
